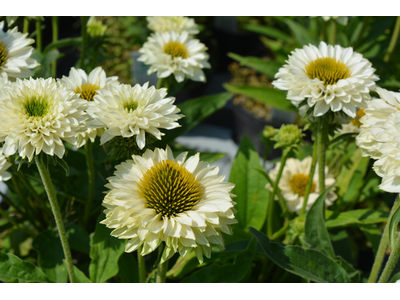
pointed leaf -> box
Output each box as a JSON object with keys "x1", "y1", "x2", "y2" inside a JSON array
[
  {"x1": 228, "y1": 52, "x2": 282, "y2": 79},
  {"x1": 305, "y1": 186, "x2": 335, "y2": 258},
  {"x1": 72, "y1": 265, "x2": 92, "y2": 283},
  {"x1": 249, "y1": 227, "x2": 350, "y2": 283},
  {"x1": 325, "y1": 209, "x2": 389, "y2": 228},
  {"x1": 0, "y1": 252, "x2": 51, "y2": 283}
]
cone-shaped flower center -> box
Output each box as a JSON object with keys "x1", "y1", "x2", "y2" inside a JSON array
[
  {"x1": 75, "y1": 83, "x2": 100, "y2": 101},
  {"x1": 350, "y1": 108, "x2": 365, "y2": 127},
  {"x1": 305, "y1": 57, "x2": 351, "y2": 86},
  {"x1": 289, "y1": 173, "x2": 315, "y2": 196},
  {"x1": 124, "y1": 101, "x2": 138, "y2": 113},
  {"x1": 0, "y1": 40, "x2": 7, "y2": 69},
  {"x1": 163, "y1": 41, "x2": 189, "y2": 59},
  {"x1": 138, "y1": 159, "x2": 204, "y2": 218},
  {"x1": 24, "y1": 97, "x2": 50, "y2": 118}
]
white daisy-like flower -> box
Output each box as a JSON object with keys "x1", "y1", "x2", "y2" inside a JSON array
[
  {"x1": 138, "y1": 31, "x2": 210, "y2": 83},
  {"x1": 61, "y1": 66, "x2": 120, "y2": 147},
  {"x1": 89, "y1": 82, "x2": 182, "y2": 149},
  {"x1": 0, "y1": 78, "x2": 88, "y2": 162},
  {"x1": 272, "y1": 41, "x2": 378, "y2": 118},
  {"x1": 0, "y1": 21, "x2": 40, "y2": 80},
  {"x1": 267, "y1": 156, "x2": 337, "y2": 214},
  {"x1": 337, "y1": 108, "x2": 366, "y2": 134},
  {"x1": 146, "y1": 16, "x2": 199, "y2": 35},
  {"x1": 101, "y1": 146, "x2": 237, "y2": 263},
  {"x1": 356, "y1": 87, "x2": 400, "y2": 192},
  {"x1": 321, "y1": 16, "x2": 348, "y2": 26},
  {"x1": 0, "y1": 148, "x2": 12, "y2": 182}
]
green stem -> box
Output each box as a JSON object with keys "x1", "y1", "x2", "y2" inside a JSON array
[
  {"x1": 300, "y1": 137, "x2": 318, "y2": 215},
  {"x1": 35, "y1": 155, "x2": 76, "y2": 283},
  {"x1": 80, "y1": 16, "x2": 88, "y2": 69},
  {"x1": 51, "y1": 17, "x2": 59, "y2": 78},
  {"x1": 23, "y1": 17, "x2": 29, "y2": 34},
  {"x1": 137, "y1": 247, "x2": 146, "y2": 283},
  {"x1": 317, "y1": 118, "x2": 326, "y2": 194},
  {"x1": 320, "y1": 20, "x2": 327, "y2": 42},
  {"x1": 267, "y1": 149, "x2": 290, "y2": 238},
  {"x1": 83, "y1": 140, "x2": 95, "y2": 230},
  {"x1": 354, "y1": 16, "x2": 370, "y2": 50},
  {"x1": 156, "y1": 249, "x2": 169, "y2": 283},
  {"x1": 328, "y1": 20, "x2": 337, "y2": 45},
  {"x1": 379, "y1": 230, "x2": 400, "y2": 283},
  {"x1": 368, "y1": 196, "x2": 400, "y2": 283},
  {"x1": 35, "y1": 18, "x2": 42, "y2": 52},
  {"x1": 384, "y1": 16, "x2": 400, "y2": 63},
  {"x1": 156, "y1": 77, "x2": 165, "y2": 89}
]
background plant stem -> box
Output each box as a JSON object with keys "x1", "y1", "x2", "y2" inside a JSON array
[
  {"x1": 378, "y1": 230, "x2": 400, "y2": 282},
  {"x1": 317, "y1": 118, "x2": 326, "y2": 194},
  {"x1": 368, "y1": 195, "x2": 400, "y2": 282},
  {"x1": 300, "y1": 138, "x2": 318, "y2": 215},
  {"x1": 51, "y1": 17, "x2": 58, "y2": 78},
  {"x1": 156, "y1": 259, "x2": 169, "y2": 283},
  {"x1": 83, "y1": 140, "x2": 95, "y2": 230},
  {"x1": 35, "y1": 156, "x2": 76, "y2": 283},
  {"x1": 23, "y1": 17, "x2": 29, "y2": 34},
  {"x1": 35, "y1": 19, "x2": 42, "y2": 53},
  {"x1": 137, "y1": 247, "x2": 146, "y2": 283},
  {"x1": 384, "y1": 16, "x2": 400, "y2": 63},
  {"x1": 80, "y1": 16, "x2": 88, "y2": 69}
]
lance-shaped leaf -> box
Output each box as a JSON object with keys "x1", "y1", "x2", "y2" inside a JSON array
[{"x1": 249, "y1": 227, "x2": 350, "y2": 283}]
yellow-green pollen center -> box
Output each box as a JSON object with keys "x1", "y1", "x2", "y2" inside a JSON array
[
  {"x1": 123, "y1": 101, "x2": 138, "y2": 113},
  {"x1": 138, "y1": 159, "x2": 204, "y2": 218},
  {"x1": 75, "y1": 83, "x2": 100, "y2": 101},
  {"x1": 24, "y1": 97, "x2": 50, "y2": 118},
  {"x1": 305, "y1": 57, "x2": 351, "y2": 86},
  {"x1": 163, "y1": 41, "x2": 189, "y2": 59},
  {"x1": 350, "y1": 108, "x2": 365, "y2": 127},
  {"x1": 289, "y1": 174, "x2": 315, "y2": 196},
  {"x1": 0, "y1": 40, "x2": 7, "y2": 69}
]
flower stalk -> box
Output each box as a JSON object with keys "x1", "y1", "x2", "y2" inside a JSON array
[
  {"x1": 384, "y1": 16, "x2": 400, "y2": 63},
  {"x1": 317, "y1": 118, "x2": 327, "y2": 194},
  {"x1": 35, "y1": 155, "x2": 76, "y2": 283},
  {"x1": 378, "y1": 230, "x2": 400, "y2": 282},
  {"x1": 35, "y1": 18, "x2": 42, "y2": 53},
  {"x1": 137, "y1": 247, "x2": 147, "y2": 283},
  {"x1": 300, "y1": 137, "x2": 318, "y2": 215},
  {"x1": 156, "y1": 246, "x2": 169, "y2": 283},
  {"x1": 83, "y1": 140, "x2": 95, "y2": 230},
  {"x1": 80, "y1": 16, "x2": 88, "y2": 69},
  {"x1": 51, "y1": 17, "x2": 58, "y2": 77}
]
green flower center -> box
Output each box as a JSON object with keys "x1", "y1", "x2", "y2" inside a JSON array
[
  {"x1": 138, "y1": 159, "x2": 204, "y2": 218},
  {"x1": 0, "y1": 40, "x2": 8, "y2": 69},
  {"x1": 289, "y1": 174, "x2": 315, "y2": 196},
  {"x1": 24, "y1": 97, "x2": 50, "y2": 118},
  {"x1": 305, "y1": 57, "x2": 351, "y2": 86},
  {"x1": 75, "y1": 83, "x2": 100, "y2": 101},
  {"x1": 123, "y1": 102, "x2": 138, "y2": 113},
  {"x1": 163, "y1": 41, "x2": 189, "y2": 59}
]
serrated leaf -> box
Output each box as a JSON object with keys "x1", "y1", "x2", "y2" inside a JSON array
[
  {"x1": 89, "y1": 212, "x2": 126, "y2": 283},
  {"x1": 229, "y1": 136, "x2": 269, "y2": 231},
  {"x1": 223, "y1": 84, "x2": 296, "y2": 112},
  {"x1": 305, "y1": 186, "x2": 335, "y2": 258},
  {"x1": 32, "y1": 230, "x2": 68, "y2": 283},
  {"x1": 0, "y1": 252, "x2": 51, "y2": 283},
  {"x1": 249, "y1": 227, "x2": 350, "y2": 283}
]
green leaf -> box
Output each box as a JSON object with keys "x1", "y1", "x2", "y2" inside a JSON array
[
  {"x1": 160, "y1": 92, "x2": 232, "y2": 144},
  {"x1": 389, "y1": 271, "x2": 400, "y2": 283},
  {"x1": 359, "y1": 224, "x2": 382, "y2": 256},
  {"x1": 167, "y1": 250, "x2": 201, "y2": 279},
  {"x1": 0, "y1": 252, "x2": 51, "y2": 283},
  {"x1": 325, "y1": 209, "x2": 389, "y2": 228},
  {"x1": 223, "y1": 84, "x2": 296, "y2": 112},
  {"x1": 89, "y1": 212, "x2": 126, "y2": 283},
  {"x1": 284, "y1": 19, "x2": 318, "y2": 46},
  {"x1": 228, "y1": 52, "x2": 282, "y2": 78},
  {"x1": 43, "y1": 37, "x2": 83, "y2": 55},
  {"x1": 72, "y1": 265, "x2": 92, "y2": 283},
  {"x1": 305, "y1": 186, "x2": 335, "y2": 258},
  {"x1": 66, "y1": 224, "x2": 90, "y2": 255},
  {"x1": 199, "y1": 152, "x2": 226, "y2": 164},
  {"x1": 229, "y1": 136, "x2": 269, "y2": 231},
  {"x1": 182, "y1": 239, "x2": 256, "y2": 283},
  {"x1": 117, "y1": 253, "x2": 139, "y2": 283},
  {"x1": 242, "y1": 24, "x2": 292, "y2": 41},
  {"x1": 389, "y1": 203, "x2": 400, "y2": 252},
  {"x1": 249, "y1": 227, "x2": 350, "y2": 283},
  {"x1": 335, "y1": 256, "x2": 360, "y2": 283},
  {"x1": 32, "y1": 230, "x2": 68, "y2": 283}
]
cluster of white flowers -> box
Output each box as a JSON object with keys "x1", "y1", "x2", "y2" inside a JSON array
[{"x1": 138, "y1": 16, "x2": 210, "y2": 83}]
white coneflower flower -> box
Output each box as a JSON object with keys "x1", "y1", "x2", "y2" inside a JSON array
[
  {"x1": 101, "y1": 146, "x2": 237, "y2": 263},
  {"x1": 356, "y1": 87, "x2": 400, "y2": 192},
  {"x1": 0, "y1": 148, "x2": 12, "y2": 182},
  {"x1": 138, "y1": 31, "x2": 210, "y2": 83},
  {"x1": 272, "y1": 41, "x2": 378, "y2": 118},
  {"x1": 146, "y1": 16, "x2": 199, "y2": 35},
  {"x1": 0, "y1": 21, "x2": 40, "y2": 80},
  {"x1": 0, "y1": 78, "x2": 88, "y2": 162},
  {"x1": 337, "y1": 108, "x2": 366, "y2": 134},
  {"x1": 61, "y1": 66, "x2": 119, "y2": 147},
  {"x1": 321, "y1": 16, "x2": 348, "y2": 26},
  {"x1": 267, "y1": 156, "x2": 337, "y2": 214},
  {"x1": 89, "y1": 82, "x2": 182, "y2": 149}
]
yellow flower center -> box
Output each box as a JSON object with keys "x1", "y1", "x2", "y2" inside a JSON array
[
  {"x1": 75, "y1": 83, "x2": 100, "y2": 101},
  {"x1": 349, "y1": 108, "x2": 365, "y2": 127},
  {"x1": 24, "y1": 97, "x2": 50, "y2": 118},
  {"x1": 305, "y1": 57, "x2": 351, "y2": 86},
  {"x1": 289, "y1": 174, "x2": 315, "y2": 196},
  {"x1": 138, "y1": 159, "x2": 204, "y2": 218},
  {"x1": 163, "y1": 41, "x2": 189, "y2": 59},
  {"x1": 0, "y1": 40, "x2": 8, "y2": 69}
]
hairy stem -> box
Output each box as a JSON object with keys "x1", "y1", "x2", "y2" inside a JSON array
[
  {"x1": 317, "y1": 118, "x2": 326, "y2": 194},
  {"x1": 137, "y1": 247, "x2": 147, "y2": 283},
  {"x1": 83, "y1": 140, "x2": 95, "y2": 230},
  {"x1": 300, "y1": 137, "x2": 318, "y2": 215}
]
